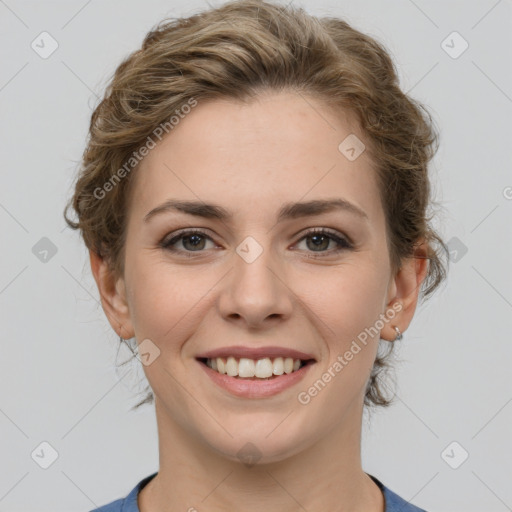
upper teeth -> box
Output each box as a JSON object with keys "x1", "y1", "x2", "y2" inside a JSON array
[{"x1": 206, "y1": 356, "x2": 302, "y2": 378}]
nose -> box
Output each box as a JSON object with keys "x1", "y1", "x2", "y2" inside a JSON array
[{"x1": 217, "y1": 241, "x2": 294, "y2": 329}]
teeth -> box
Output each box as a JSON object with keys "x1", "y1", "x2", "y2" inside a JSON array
[
  {"x1": 206, "y1": 356, "x2": 305, "y2": 378},
  {"x1": 255, "y1": 358, "x2": 273, "y2": 378},
  {"x1": 226, "y1": 356, "x2": 238, "y2": 377},
  {"x1": 273, "y1": 357, "x2": 284, "y2": 375},
  {"x1": 284, "y1": 357, "x2": 293, "y2": 374},
  {"x1": 238, "y1": 358, "x2": 255, "y2": 377}
]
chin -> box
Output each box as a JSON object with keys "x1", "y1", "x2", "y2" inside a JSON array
[{"x1": 201, "y1": 416, "x2": 316, "y2": 467}]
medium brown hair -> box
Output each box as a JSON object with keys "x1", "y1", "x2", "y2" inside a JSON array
[{"x1": 64, "y1": 0, "x2": 449, "y2": 410}]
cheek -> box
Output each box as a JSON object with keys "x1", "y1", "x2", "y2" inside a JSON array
[
  {"x1": 126, "y1": 252, "x2": 200, "y2": 342},
  {"x1": 293, "y1": 260, "x2": 388, "y2": 346},
  {"x1": 293, "y1": 266, "x2": 386, "y2": 420}
]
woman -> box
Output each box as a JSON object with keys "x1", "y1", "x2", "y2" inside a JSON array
[{"x1": 64, "y1": 1, "x2": 448, "y2": 510}]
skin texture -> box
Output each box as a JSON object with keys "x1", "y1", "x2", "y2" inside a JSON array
[{"x1": 90, "y1": 90, "x2": 428, "y2": 512}]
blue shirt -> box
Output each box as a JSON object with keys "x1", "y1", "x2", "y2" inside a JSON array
[{"x1": 89, "y1": 472, "x2": 427, "y2": 511}]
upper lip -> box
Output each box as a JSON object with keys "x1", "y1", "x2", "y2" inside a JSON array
[{"x1": 196, "y1": 345, "x2": 316, "y2": 361}]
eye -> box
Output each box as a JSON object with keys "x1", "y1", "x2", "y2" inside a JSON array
[
  {"x1": 294, "y1": 228, "x2": 353, "y2": 256},
  {"x1": 159, "y1": 229, "x2": 216, "y2": 256},
  {"x1": 160, "y1": 227, "x2": 353, "y2": 258}
]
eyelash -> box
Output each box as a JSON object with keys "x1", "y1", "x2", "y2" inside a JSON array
[{"x1": 159, "y1": 227, "x2": 353, "y2": 258}]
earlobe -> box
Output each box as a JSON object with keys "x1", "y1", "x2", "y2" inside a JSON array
[{"x1": 89, "y1": 250, "x2": 134, "y2": 339}]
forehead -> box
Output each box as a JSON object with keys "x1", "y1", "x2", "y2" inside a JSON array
[{"x1": 128, "y1": 91, "x2": 382, "y2": 225}]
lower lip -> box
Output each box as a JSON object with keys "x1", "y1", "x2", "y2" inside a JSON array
[{"x1": 197, "y1": 359, "x2": 315, "y2": 398}]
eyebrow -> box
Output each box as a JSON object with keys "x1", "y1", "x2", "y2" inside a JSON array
[{"x1": 144, "y1": 198, "x2": 369, "y2": 224}]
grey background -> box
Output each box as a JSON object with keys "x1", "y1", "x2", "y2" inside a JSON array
[{"x1": 1, "y1": 0, "x2": 511, "y2": 510}]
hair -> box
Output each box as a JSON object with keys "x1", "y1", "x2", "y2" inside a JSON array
[{"x1": 64, "y1": 0, "x2": 449, "y2": 411}]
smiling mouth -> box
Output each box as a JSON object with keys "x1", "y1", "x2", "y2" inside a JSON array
[{"x1": 196, "y1": 356, "x2": 315, "y2": 380}]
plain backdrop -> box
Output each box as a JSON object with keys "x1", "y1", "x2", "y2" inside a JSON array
[{"x1": 0, "y1": 1, "x2": 511, "y2": 511}]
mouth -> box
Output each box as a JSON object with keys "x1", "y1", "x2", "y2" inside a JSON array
[
  {"x1": 194, "y1": 346, "x2": 317, "y2": 398},
  {"x1": 196, "y1": 356, "x2": 316, "y2": 380}
]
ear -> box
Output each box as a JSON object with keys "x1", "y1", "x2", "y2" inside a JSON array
[
  {"x1": 381, "y1": 238, "x2": 429, "y2": 341},
  {"x1": 89, "y1": 250, "x2": 134, "y2": 339}
]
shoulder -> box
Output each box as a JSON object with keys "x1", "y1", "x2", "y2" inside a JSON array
[
  {"x1": 88, "y1": 472, "x2": 158, "y2": 512},
  {"x1": 368, "y1": 473, "x2": 428, "y2": 512}
]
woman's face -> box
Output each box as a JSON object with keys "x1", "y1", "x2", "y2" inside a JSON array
[{"x1": 98, "y1": 91, "x2": 415, "y2": 463}]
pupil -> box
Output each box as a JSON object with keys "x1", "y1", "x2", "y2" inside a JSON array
[
  {"x1": 185, "y1": 234, "x2": 204, "y2": 250},
  {"x1": 309, "y1": 234, "x2": 328, "y2": 250}
]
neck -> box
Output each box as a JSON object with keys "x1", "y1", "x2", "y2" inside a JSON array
[{"x1": 138, "y1": 397, "x2": 384, "y2": 512}]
